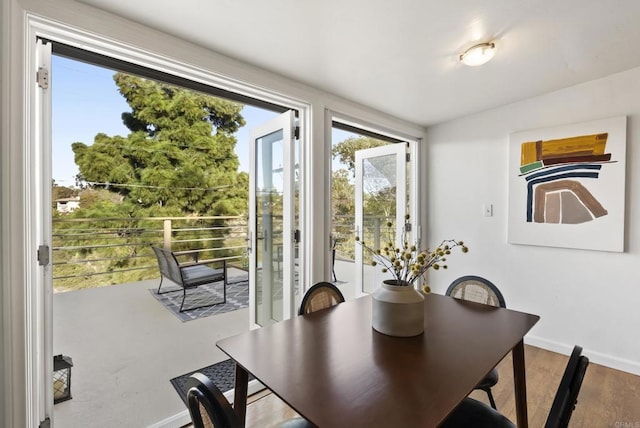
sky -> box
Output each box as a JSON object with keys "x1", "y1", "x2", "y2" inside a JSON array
[
  {"x1": 51, "y1": 55, "x2": 358, "y2": 188},
  {"x1": 52, "y1": 55, "x2": 282, "y2": 186}
]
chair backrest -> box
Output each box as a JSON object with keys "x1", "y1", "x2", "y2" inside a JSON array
[
  {"x1": 151, "y1": 246, "x2": 182, "y2": 284},
  {"x1": 545, "y1": 345, "x2": 590, "y2": 428},
  {"x1": 298, "y1": 281, "x2": 345, "y2": 315},
  {"x1": 446, "y1": 275, "x2": 506, "y2": 308},
  {"x1": 186, "y1": 372, "x2": 241, "y2": 428}
]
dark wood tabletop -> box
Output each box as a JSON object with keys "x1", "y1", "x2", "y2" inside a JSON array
[{"x1": 217, "y1": 293, "x2": 540, "y2": 428}]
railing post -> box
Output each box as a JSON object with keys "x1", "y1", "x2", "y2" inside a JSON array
[{"x1": 163, "y1": 219, "x2": 172, "y2": 250}]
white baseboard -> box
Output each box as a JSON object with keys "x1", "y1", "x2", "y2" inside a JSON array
[
  {"x1": 525, "y1": 335, "x2": 640, "y2": 376},
  {"x1": 147, "y1": 411, "x2": 191, "y2": 428},
  {"x1": 147, "y1": 379, "x2": 266, "y2": 428}
]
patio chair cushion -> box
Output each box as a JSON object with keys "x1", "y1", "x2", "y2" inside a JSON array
[{"x1": 181, "y1": 264, "x2": 225, "y2": 288}]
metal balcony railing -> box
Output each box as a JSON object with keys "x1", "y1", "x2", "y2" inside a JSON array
[
  {"x1": 52, "y1": 213, "x2": 396, "y2": 292},
  {"x1": 52, "y1": 215, "x2": 248, "y2": 291}
]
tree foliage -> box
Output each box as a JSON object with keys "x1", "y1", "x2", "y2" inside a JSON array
[
  {"x1": 72, "y1": 73, "x2": 247, "y2": 216},
  {"x1": 331, "y1": 136, "x2": 387, "y2": 176},
  {"x1": 55, "y1": 74, "x2": 250, "y2": 291},
  {"x1": 331, "y1": 169, "x2": 355, "y2": 217}
]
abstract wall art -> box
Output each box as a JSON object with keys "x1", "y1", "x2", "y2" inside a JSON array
[{"x1": 508, "y1": 116, "x2": 627, "y2": 252}]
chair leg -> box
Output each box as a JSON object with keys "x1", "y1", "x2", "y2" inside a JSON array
[
  {"x1": 485, "y1": 388, "x2": 497, "y2": 410},
  {"x1": 332, "y1": 248, "x2": 338, "y2": 282},
  {"x1": 222, "y1": 266, "x2": 227, "y2": 304},
  {"x1": 179, "y1": 288, "x2": 187, "y2": 312},
  {"x1": 179, "y1": 264, "x2": 227, "y2": 312},
  {"x1": 157, "y1": 276, "x2": 164, "y2": 294}
]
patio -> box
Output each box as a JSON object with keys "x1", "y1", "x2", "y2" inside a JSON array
[
  {"x1": 51, "y1": 258, "x2": 360, "y2": 427},
  {"x1": 52, "y1": 276, "x2": 249, "y2": 428}
]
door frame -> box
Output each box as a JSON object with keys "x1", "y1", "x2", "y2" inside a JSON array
[
  {"x1": 19, "y1": 14, "x2": 312, "y2": 427},
  {"x1": 328, "y1": 113, "x2": 423, "y2": 296}
]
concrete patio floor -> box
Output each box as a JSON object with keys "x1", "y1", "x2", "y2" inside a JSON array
[
  {"x1": 51, "y1": 261, "x2": 362, "y2": 427},
  {"x1": 53, "y1": 275, "x2": 249, "y2": 428}
]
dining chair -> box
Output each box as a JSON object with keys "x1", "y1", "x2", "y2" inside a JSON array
[
  {"x1": 440, "y1": 345, "x2": 589, "y2": 428},
  {"x1": 186, "y1": 372, "x2": 241, "y2": 428},
  {"x1": 298, "y1": 281, "x2": 345, "y2": 315},
  {"x1": 446, "y1": 275, "x2": 506, "y2": 409},
  {"x1": 446, "y1": 275, "x2": 506, "y2": 307},
  {"x1": 186, "y1": 372, "x2": 312, "y2": 428}
]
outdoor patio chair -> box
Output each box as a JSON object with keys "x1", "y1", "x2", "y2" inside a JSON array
[
  {"x1": 446, "y1": 275, "x2": 506, "y2": 409},
  {"x1": 152, "y1": 246, "x2": 227, "y2": 312}
]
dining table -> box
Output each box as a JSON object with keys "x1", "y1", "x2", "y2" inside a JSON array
[{"x1": 217, "y1": 293, "x2": 540, "y2": 427}]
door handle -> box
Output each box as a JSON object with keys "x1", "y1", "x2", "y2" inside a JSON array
[{"x1": 246, "y1": 231, "x2": 252, "y2": 254}]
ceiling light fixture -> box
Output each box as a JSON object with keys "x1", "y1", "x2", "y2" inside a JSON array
[{"x1": 459, "y1": 42, "x2": 496, "y2": 66}]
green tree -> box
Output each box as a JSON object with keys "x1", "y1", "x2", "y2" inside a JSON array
[
  {"x1": 54, "y1": 74, "x2": 249, "y2": 291},
  {"x1": 72, "y1": 73, "x2": 247, "y2": 216},
  {"x1": 331, "y1": 136, "x2": 387, "y2": 177},
  {"x1": 331, "y1": 169, "x2": 354, "y2": 217}
]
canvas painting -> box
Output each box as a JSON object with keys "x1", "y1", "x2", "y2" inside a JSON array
[{"x1": 508, "y1": 116, "x2": 627, "y2": 252}]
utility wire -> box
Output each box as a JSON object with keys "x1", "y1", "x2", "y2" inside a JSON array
[{"x1": 83, "y1": 181, "x2": 232, "y2": 191}]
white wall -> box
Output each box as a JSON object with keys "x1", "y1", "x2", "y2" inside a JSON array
[{"x1": 426, "y1": 66, "x2": 640, "y2": 375}]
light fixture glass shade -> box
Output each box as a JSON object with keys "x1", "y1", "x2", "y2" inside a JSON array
[{"x1": 460, "y1": 42, "x2": 496, "y2": 66}]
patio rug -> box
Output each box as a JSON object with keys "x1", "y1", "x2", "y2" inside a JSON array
[
  {"x1": 149, "y1": 271, "x2": 249, "y2": 322},
  {"x1": 169, "y1": 359, "x2": 255, "y2": 405}
]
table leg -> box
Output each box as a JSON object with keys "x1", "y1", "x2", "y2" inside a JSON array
[
  {"x1": 233, "y1": 363, "x2": 249, "y2": 427},
  {"x1": 512, "y1": 339, "x2": 528, "y2": 428}
]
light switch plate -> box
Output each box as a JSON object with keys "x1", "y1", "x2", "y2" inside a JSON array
[{"x1": 483, "y1": 204, "x2": 493, "y2": 217}]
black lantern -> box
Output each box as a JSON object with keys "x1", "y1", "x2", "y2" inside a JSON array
[{"x1": 53, "y1": 354, "x2": 73, "y2": 404}]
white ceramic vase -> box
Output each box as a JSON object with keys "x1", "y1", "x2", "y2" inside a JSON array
[{"x1": 371, "y1": 280, "x2": 425, "y2": 337}]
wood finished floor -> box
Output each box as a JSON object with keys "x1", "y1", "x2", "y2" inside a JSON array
[
  {"x1": 186, "y1": 345, "x2": 640, "y2": 427},
  {"x1": 469, "y1": 345, "x2": 640, "y2": 427}
]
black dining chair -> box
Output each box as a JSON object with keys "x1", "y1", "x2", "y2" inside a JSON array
[
  {"x1": 446, "y1": 275, "x2": 506, "y2": 409},
  {"x1": 298, "y1": 281, "x2": 345, "y2": 315},
  {"x1": 186, "y1": 372, "x2": 241, "y2": 428},
  {"x1": 441, "y1": 345, "x2": 589, "y2": 428},
  {"x1": 186, "y1": 372, "x2": 312, "y2": 428}
]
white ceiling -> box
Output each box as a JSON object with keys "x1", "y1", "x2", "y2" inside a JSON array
[{"x1": 78, "y1": 0, "x2": 640, "y2": 127}]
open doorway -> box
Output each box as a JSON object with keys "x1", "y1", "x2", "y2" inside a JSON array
[
  {"x1": 330, "y1": 121, "x2": 415, "y2": 300},
  {"x1": 49, "y1": 48, "x2": 296, "y2": 426}
]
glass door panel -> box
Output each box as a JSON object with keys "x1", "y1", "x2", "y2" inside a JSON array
[
  {"x1": 249, "y1": 111, "x2": 295, "y2": 328},
  {"x1": 355, "y1": 144, "x2": 407, "y2": 294}
]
